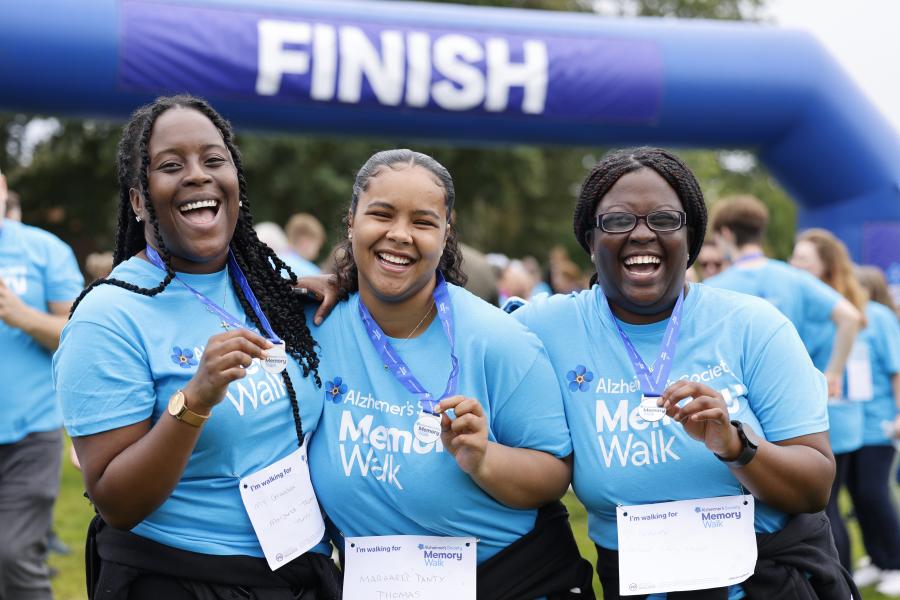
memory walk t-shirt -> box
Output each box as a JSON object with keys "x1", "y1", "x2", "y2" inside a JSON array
[
  {"x1": 54, "y1": 256, "x2": 328, "y2": 557},
  {"x1": 307, "y1": 284, "x2": 572, "y2": 564},
  {"x1": 0, "y1": 220, "x2": 83, "y2": 444},
  {"x1": 513, "y1": 283, "x2": 829, "y2": 550},
  {"x1": 704, "y1": 258, "x2": 840, "y2": 347},
  {"x1": 859, "y1": 301, "x2": 900, "y2": 446}
]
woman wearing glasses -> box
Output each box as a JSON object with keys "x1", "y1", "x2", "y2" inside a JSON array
[{"x1": 512, "y1": 148, "x2": 853, "y2": 599}]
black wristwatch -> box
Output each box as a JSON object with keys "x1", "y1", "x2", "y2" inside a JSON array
[{"x1": 715, "y1": 420, "x2": 758, "y2": 468}]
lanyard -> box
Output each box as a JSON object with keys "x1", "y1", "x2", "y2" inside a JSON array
[
  {"x1": 603, "y1": 290, "x2": 685, "y2": 397},
  {"x1": 358, "y1": 272, "x2": 459, "y2": 415},
  {"x1": 733, "y1": 251, "x2": 764, "y2": 265},
  {"x1": 145, "y1": 245, "x2": 282, "y2": 344}
]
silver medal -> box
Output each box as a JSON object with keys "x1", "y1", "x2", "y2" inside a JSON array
[
  {"x1": 262, "y1": 342, "x2": 288, "y2": 374},
  {"x1": 414, "y1": 412, "x2": 442, "y2": 444},
  {"x1": 638, "y1": 395, "x2": 666, "y2": 422}
]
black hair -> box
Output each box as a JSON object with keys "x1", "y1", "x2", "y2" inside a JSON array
[
  {"x1": 70, "y1": 94, "x2": 319, "y2": 444},
  {"x1": 573, "y1": 147, "x2": 707, "y2": 269},
  {"x1": 333, "y1": 149, "x2": 467, "y2": 298}
]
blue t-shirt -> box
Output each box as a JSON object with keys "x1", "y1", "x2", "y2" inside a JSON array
[
  {"x1": 803, "y1": 317, "x2": 865, "y2": 455},
  {"x1": 0, "y1": 220, "x2": 83, "y2": 443},
  {"x1": 513, "y1": 284, "x2": 829, "y2": 551},
  {"x1": 705, "y1": 259, "x2": 840, "y2": 345},
  {"x1": 54, "y1": 257, "x2": 328, "y2": 557},
  {"x1": 860, "y1": 302, "x2": 900, "y2": 446},
  {"x1": 307, "y1": 285, "x2": 572, "y2": 563},
  {"x1": 280, "y1": 251, "x2": 320, "y2": 278}
]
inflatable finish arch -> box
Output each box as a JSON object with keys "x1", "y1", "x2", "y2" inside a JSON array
[{"x1": 2, "y1": 0, "x2": 899, "y2": 267}]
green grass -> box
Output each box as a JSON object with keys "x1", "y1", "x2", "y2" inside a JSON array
[{"x1": 50, "y1": 441, "x2": 893, "y2": 599}]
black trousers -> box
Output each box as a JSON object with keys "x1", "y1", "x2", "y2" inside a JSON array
[{"x1": 846, "y1": 445, "x2": 900, "y2": 570}]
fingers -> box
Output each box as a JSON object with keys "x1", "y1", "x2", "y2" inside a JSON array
[
  {"x1": 207, "y1": 328, "x2": 272, "y2": 352},
  {"x1": 437, "y1": 396, "x2": 484, "y2": 418},
  {"x1": 665, "y1": 394, "x2": 728, "y2": 424},
  {"x1": 660, "y1": 380, "x2": 719, "y2": 408}
]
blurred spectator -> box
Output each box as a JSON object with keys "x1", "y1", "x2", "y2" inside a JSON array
[
  {"x1": 4, "y1": 190, "x2": 21, "y2": 222},
  {"x1": 255, "y1": 220, "x2": 320, "y2": 278},
  {"x1": 460, "y1": 243, "x2": 499, "y2": 305},
  {"x1": 497, "y1": 259, "x2": 535, "y2": 305},
  {"x1": 550, "y1": 259, "x2": 586, "y2": 294},
  {"x1": 85, "y1": 251, "x2": 114, "y2": 281},
  {"x1": 286, "y1": 212, "x2": 326, "y2": 263},
  {"x1": 522, "y1": 255, "x2": 552, "y2": 297},
  {"x1": 695, "y1": 240, "x2": 727, "y2": 280}
]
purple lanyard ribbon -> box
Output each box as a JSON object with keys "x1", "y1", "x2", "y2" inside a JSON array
[
  {"x1": 145, "y1": 245, "x2": 282, "y2": 344},
  {"x1": 358, "y1": 272, "x2": 459, "y2": 415},
  {"x1": 604, "y1": 290, "x2": 684, "y2": 397}
]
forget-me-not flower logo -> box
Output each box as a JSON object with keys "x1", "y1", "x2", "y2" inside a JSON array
[
  {"x1": 171, "y1": 346, "x2": 198, "y2": 369},
  {"x1": 325, "y1": 376, "x2": 348, "y2": 403},
  {"x1": 566, "y1": 365, "x2": 594, "y2": 392}
]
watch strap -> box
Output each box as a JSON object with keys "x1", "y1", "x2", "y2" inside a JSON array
[
  {"x1": 169, "y1": 391, "x2": 209, "y2": 428},
  {"x1": 715, "y1": 420, "x2": 758, "y2": 468}
]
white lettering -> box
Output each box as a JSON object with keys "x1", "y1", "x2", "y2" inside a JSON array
[
  {"x1": 256, "y1": 20, "x2": 312, "y2": 96},
  {"x1": 432, "y1": 34, "x2": 485, "y2": 110},
  {"x1": 484, "y1": 38, "x2": 547, "y2": 113},
  {"x1": 338, "y1": 26, "x2": 404, "y2": 105}
]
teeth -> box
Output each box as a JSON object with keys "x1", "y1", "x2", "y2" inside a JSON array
[
  {"x1": 624, "y1": 255, "x2": 661, "y2": 266},
  {"x1": 378, "y1": 252, "x2": 411, "y2": 266},
  {"x1": 180, "y1": 199, "x2": 218, "y2": 212}
]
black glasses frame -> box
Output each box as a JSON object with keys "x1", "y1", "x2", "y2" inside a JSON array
[{"x1": 594, "y1": 210, "x2": 687, "y2": 234}]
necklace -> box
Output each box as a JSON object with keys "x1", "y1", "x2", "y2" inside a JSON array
[
  {"x1": 383, "y1": 301, "x2": 435, "y2": 370},
  {"x1": 207, "y1": 277, "x2": 231, "y2": 330}
]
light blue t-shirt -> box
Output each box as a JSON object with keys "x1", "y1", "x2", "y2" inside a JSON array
[
  {"x1": 804, "y1": 316, "x2": 865, "y2": 455},
  {"x1": 513, "y1": 284, "x2": 829, "y2": 549},
  {"x1": 0, "y1": 220, "x2": 83, "y2": 444},
  {"x1": 54, "y1": 257, "x2": 328, "y2": 557},
  {"x1": 860, "y1": 302, "x2": 900, "y2": 446},
  {"x1": 307, "y1": 284, "x2": 572, "y2": 564},
  {"x1": 280, "y1": 251, "x2": 321, "y2": 278},
  {"x1": 705, "y1": 258, "x2": 840, "y2": 345}
]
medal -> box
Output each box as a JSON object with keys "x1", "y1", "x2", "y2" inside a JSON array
[
  {"x1": 638, "y1": 396, "x2": 666, "y2": 422},
  {"x1": 414, "y1": 412, "x2": 442, "y2": 444},
  {"x1": 263, "y1": 342, "x2": 288, "y2": 374}
]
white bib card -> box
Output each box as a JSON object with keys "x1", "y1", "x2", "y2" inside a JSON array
[
  {"x1": 239, "y1": 437, "x2": 325, "y2": 570},
  {"x1": 847, "y1": 341, "x2": 874, "y2": 402},
  {"x1": 616, "y1": 495, "x2": 756, "y2": 596},
  {"x1": 344, "y1": 535, "x2": 477, "y2": 600}
]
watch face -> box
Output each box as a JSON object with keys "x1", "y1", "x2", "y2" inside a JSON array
[{"x1": 168, "y1": 391, "x2": 185, "y2": 415}]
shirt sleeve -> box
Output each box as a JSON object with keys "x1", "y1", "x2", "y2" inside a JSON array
[
  {"x1": 489, "y1": 344, "x2": 573, "y2": 459},
  {"x1": 877, "y1": 308, "x2": 900, "y2": 376},
  {"x1": 798, "y1": 269, "x2": 841, "y2": 325},
  {"x1": 744, "y1": 318, "x2": 830, "y2": 442},
  {"x1": 55, "y1": 319, "x2": 156, "y2": 436},
  {"x1": 44, "y1": 236, "x2": 85, "y2": 302}
]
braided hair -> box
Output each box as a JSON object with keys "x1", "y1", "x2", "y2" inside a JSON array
[
  {"x1": 70, "y1": 95, "x2": 319, "y2": 443},
  {"x1": 573, "y1": 147, "x2": 707, "y2": 269},
  {"x1": 333, "y1": 149, "x2": 467, "y2": 298}
]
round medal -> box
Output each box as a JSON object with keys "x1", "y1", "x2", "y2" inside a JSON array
[
  {"x1": 639, "y1": 396, "x2": 666, "y2": 422},
  {"x1": 414, "y1": 412, "x2": 442, "y2": 444},
  {"x1": 262, "y1": 342, "x2": 288, "y2": 374}
]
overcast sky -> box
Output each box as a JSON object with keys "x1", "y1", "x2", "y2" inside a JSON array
[{"x1": 768, "y1": 0, "x2": 900, "y2": 135}]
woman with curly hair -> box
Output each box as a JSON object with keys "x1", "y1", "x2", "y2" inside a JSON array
[
  {"x1": 306, "y1": 149, "x2": 592, "y2": 599},
  {"x1": 54, "y1": 95, "x2": 340, "y2": 599}
]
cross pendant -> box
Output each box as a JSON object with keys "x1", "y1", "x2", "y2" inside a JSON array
[{"x1": 221, "y1": 321, "x2": 230, "y2": 330}]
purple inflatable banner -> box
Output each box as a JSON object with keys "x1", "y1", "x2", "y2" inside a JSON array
[{"x1": 119, "y1": 0, "x2": 663, "y2": 122}]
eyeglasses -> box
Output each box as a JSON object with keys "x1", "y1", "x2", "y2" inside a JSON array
[{"x1": 594, "y1": 210, "x2": 686, "y2": 234}]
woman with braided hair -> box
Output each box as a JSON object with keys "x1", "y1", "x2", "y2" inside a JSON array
[
  {"x1": 53, "y1": 95, "x2": 340, "y2": 599},
  {"x1": 512, "y1": 147, "x2": 854, "y2": 599}
]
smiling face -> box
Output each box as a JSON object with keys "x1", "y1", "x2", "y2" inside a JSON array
[
  {"x1": 130, "y1": 107, "x2": 240, "y2": 274},
  {"x1": 350, "y1": 164, "x2": 448, "y2": 309},
  {"x1": 588, "y1": 168, "x2": 689, "y2": 322}
]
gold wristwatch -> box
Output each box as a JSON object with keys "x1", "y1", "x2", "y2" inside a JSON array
[{"x1": 167, "y1": 390, "x2": 209, "y2": 428}]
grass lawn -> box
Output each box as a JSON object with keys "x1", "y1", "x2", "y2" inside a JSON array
[{"x1": 50, "y1": 439, "x2": 893, "y2": 599}]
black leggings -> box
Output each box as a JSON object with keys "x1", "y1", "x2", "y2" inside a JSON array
[
  {"x1": 846, "y1": 445, "x2": 900, "y2": 570},
  {"x1": 128, "y1": 575, "x2": 200, "y2": 600},
  {"x1": 825, "y1": 451, "x2": 852, "y2": 572}
]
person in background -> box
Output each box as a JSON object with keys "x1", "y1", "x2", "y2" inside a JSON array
[
  {"x1": 523, "y1": 255, "x2": 553, "y2": 297},
  {"x1": 497, "y1": 259, "x2": 536, "y2": 305},
  {"x1": 843, "y1": 265, "x2": 900, "y2": 596},
  {"x1": 4, "y1": 189, "x2": 22, "y2": 222},
  {"x1": 694, "y1": 240, "x2": 727, "y2": 280},
  {"x1": 550, "y1": 259, "x2": 585, "y2": 294},
  {"x1": 706, "y1": 195, "x2": 862, "y2": 400},
  {"x1": 514, "y1": 147, "x2": 849, "y2": 599},
  {"x1": 0, "y1": 166, "x2": 84, "y2": 599},
  {"x1": 790, "y1": 228, "x2": 868, "y2": 576},
  {"x1": 459, "y1": 242, "x2": 499, "y2": 305},
  {"x1": 285, "y1": 213, "x2": 325, "y2": 276},
  {"x1": 85, "y1": 251, "x2": 114, "y2": 281}
]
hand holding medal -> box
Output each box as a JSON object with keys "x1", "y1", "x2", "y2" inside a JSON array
[
  {"x1": 660, "y1": 380, "x2": 742, "y2": 459},
  {"x1": 437, "y1": 395, "x2": 489, "y2": 476},
  {"x1": 183, "y1": 329, "x2": 274, "y2": 411}
]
